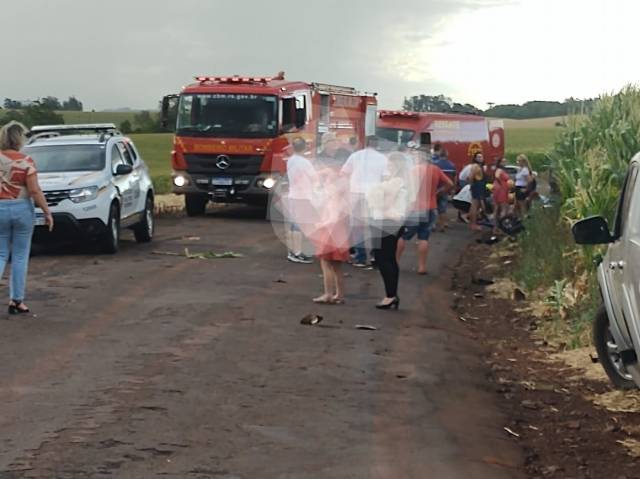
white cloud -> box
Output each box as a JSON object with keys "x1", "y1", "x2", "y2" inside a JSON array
[{"x1": 390, "y1": 0, "x2": 640, "y2": 107}]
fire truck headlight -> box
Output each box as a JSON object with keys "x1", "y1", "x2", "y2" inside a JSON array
[
  {"x1": 263, "y1": 177, "x2": 276, "y2": 189},
  {"x1": 173, "y1": 175, "x2": 187, "y2": 187}
]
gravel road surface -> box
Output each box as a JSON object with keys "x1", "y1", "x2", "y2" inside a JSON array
[{"x1": 0, "y1": 207, "x2": 523, "y2": 478}]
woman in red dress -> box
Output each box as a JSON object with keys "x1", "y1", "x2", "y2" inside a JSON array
[
  {"x1": 312, "y1": 134, "x2": 350, "y2": 304},
  {"x1": 492, "y1": 157, "x2": 511, "y2": 234}
]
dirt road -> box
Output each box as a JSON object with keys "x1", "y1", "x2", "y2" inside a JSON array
[{"x1": 0, "y1": 207, "x2": 523, "y2": 478}]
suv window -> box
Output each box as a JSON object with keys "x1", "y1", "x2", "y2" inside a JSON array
[
  {"x1": 615, "y1": 164, "x2": 638, "y2": 238},
  {"x1": 124, "y1": 141, "x2": 138, "y2": 161},
  {"x1": 111, "y1": 144, "x2": 125, "y2": 173},
  {"x1": 118, "y1": 142, "x2": 134, "y2": 166}
]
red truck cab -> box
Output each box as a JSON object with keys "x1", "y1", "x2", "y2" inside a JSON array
[{"x1": 163, "y1": 73, "x2": 377, "y2": 216}]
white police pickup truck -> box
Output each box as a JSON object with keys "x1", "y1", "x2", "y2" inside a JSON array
[
  {"x1": 573, "y1": 153, "x2": 640, "y2": 389},
  {"x1": 24, "y1": 124, "x2": 155, "y2": 253}
]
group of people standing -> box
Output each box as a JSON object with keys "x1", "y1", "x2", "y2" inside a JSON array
[
  {"x1": 281, "y1": 135, "x2": 453, "y2": 311},
  {"x1": 457, "y1": 151, "x2": 536, "y2": 233}
]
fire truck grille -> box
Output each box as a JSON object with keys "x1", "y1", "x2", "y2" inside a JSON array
[
  {"x1": 184, "y1": 154, "x2": 264, "y2": 175},
  {"x1": 44, "y1": 190, "x2": 71, "y2": 206}
]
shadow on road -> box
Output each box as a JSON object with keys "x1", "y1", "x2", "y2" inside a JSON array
[{"x1": 205, "y1": 204, "x2": 268, "y2": 221}]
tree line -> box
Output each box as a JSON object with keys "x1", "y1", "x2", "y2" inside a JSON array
[
  {"x1": 119, "y1": 111, "x2": 165, "y2": 134},
  {"x1": 3, "y1": 96, "x2": 83, "y2": 111},
  {"x1": 403, "y1": 95, "x2": 595, "y2": 119},
  {"x1": 1, "y1": 94, "x2": 594, "y2": 132},
  {"x1": 0, "y1": 104, "x2": 65, "y2": 129}
]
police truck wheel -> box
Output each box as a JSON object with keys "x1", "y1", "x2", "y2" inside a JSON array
[
  {"x1": 134, "y1": 195, "x2": 154, "y2": 243},
  {"x1": 593, "y1": 305, "x2": 636, "y2": 389},
  {"x1": 185, "y1": 194, "x2": 208, "y2": 217},
  {"x1": 101, "y1": 203, "x2": 120, "y2": 254}
]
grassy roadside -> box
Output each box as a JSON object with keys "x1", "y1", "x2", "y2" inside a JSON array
[{"x1": 511, "y1": 205, "x2": 599, "y2": 348}]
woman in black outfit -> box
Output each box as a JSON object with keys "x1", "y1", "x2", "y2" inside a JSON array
[
  {"x1": 366, "y1": 152, "x2": 410, "y2": 310},
  {"x1": 374, "y1": 232, "x2": 404, "y2": 309}
]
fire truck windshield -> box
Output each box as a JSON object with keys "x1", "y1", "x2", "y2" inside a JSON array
[
  {"x1": 376, "y1": 127, "x2": 416, "y2": 146},
  {"x1": 176, "y1": 93, "x2": 278, "y2": 138}
]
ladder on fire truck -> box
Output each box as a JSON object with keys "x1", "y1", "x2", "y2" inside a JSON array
[{"x1": 311, "y1": 83, "x2": 358, "y2": 96}]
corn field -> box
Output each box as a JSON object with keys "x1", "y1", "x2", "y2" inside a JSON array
[
  {"x1": 551, "y1": 85, "x2": 640, "y2": 225},
  {"x1": 515, "y1": 85, "x2": 640, "y2": 346}
]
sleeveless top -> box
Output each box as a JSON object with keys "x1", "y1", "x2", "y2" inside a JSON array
[{"x1": 0, "y1": 150, "x2": 37, "y2": 200}]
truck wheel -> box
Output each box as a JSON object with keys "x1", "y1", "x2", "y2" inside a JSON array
[
  {"x1": 101, "y1": 202, "x2": 120, "y2": 254},
  {"x1": 593, "y1": 305, "x2": 636, "y2": 389},
  {"x1": 185, "y1": 194, "x2": 208, "y2": 217},
  {"x1": 134, "y1": 195, "x2": 154, "y2": 243}
]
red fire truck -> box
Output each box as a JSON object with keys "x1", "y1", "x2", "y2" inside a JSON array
[
  {"x1": 376, "y1": 110, "x2": 505, "y2": 173},
  {"x1": 162, "y1": 73, "x2": 377, "y2": 216}
]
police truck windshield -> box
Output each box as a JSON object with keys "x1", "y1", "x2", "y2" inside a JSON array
[
  {"x1": 24, "y1": 145, "x2": 105, "y2": 172},
  {"x1": 176, "y1": 94, "x2": 278, "y2": 138}
]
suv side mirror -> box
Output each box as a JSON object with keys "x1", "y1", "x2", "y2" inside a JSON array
[
  {"x1": 115, "y1": 164, "x2": 133, "y2": 176},
  {"x1": 572, "y1": 216, "x2": 614, "y2": 245}
]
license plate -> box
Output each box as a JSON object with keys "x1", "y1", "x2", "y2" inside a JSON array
[
  {"x1": 34, "y1": 214, "x2": 46, "y2": 226},
  {"x1": 211, "y1": 177, "x2": 233, "y2": 186}
]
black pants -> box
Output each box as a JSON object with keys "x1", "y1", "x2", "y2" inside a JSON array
[{"x1": 373, "y1": 231, "x2": 401, "y2": 298}]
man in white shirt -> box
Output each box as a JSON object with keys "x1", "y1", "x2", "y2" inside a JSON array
[
  {"x1": 286, "y1": 137, "x2": 317, "y2": 263},
  {"x1": 340, "y1": 136, "x2": 388, "y2": 267}
]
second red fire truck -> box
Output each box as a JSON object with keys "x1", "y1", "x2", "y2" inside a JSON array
[{"x1": 376, "y1": 110, "x2": 505, "y2": 173}]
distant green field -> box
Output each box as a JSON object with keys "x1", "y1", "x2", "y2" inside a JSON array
[
  {"x1": 502, "y1": 117, "x2": 564, "y2": 169},
  {"x1": 129, "y1": 133, "x2": 173, "y2": 194},
  {"x1": 59, "y1": 110, "x2": 140, "y2": 125},
  {"x1": 504, "y1": 116, "x2": 563, "y2": 153},
  {"x1": 129, "y1": 133, "x2": 173, "y2": 175},
  {"x1": 505, "y1": 127, "x2": 558, "y2": 154}
]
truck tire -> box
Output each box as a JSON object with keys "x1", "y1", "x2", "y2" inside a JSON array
[
  {"x1": 133, "y1": 195, "x2": 154, "y2": 243},
  {"x1": 593, "y1": 305, "x2": 636, "y2": 389},
  {"x1": 101, "y1": 202, "x2": 120, "y2": 254},
  {"x1": 185, "y1": 194, "x2": 208, "y2": 217}
]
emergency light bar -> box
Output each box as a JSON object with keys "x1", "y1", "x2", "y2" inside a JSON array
[
  {"x1": 30, "y1": 123, "x2": 119, "y2": 134},
  {"x1": 195, "y1": 76, "x2": 274, "y2": 84},
  {"x1": 378, "y1": 111, "x2": 420, "y2": 119}
]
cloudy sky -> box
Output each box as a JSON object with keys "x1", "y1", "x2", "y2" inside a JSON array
[{"x1": 1, "y1": 0, "x2": 637, "y2": 111}]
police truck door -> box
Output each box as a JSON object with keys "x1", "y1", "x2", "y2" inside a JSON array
[{"x1": 110, "y1": 143, "x2": 135, "y2": 218}]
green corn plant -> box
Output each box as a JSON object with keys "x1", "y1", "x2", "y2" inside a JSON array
[{"x1": 514, "y1": 85, "x2": 640, "y2": 348}]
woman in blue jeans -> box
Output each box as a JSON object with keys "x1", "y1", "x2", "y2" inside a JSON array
[{"x1": 0, "y1": 121, "x2": 53, "y2": 315}]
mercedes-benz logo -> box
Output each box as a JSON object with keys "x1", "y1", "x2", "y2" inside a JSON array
[{"x1": 215, "y1": 155, "x2": 231, "y2": 170}]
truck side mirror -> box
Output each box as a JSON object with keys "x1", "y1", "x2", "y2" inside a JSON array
[
  {"x1": 572, "y1": 216, "x2": 614, "y2": 245},
  {"x1": 161, "y1": 94, "x2": 178, "y2": 130}
]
